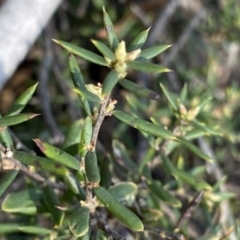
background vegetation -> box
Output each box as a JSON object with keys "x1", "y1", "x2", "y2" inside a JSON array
[{"x1": 0, "y1": 0, "x2": 240, "y2": 239}]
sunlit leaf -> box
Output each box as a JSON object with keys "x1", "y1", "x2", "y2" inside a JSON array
[
  {"x1": 91, "y1": 39, "x2": 115, "y2": 60},
  {"x1": 14, "y1": 151, "x2": 69, "y2": 175},
  {"x1": 138, "y1": 45, "x2": 171, "y2": 61},
  {"x1": 0, "y1": 113, "x2": 39, "y2": 127},
  {"x1": 103, "y1": 7, "x2": 119, "y2": 49},
  {"x1": 94, "y1": 186, "x2": 143, "y2": 231},
  {"x1": 128, "y1": 28, "x2": 150, "y2": 52},
  {"x1": 69, "y1": 54, "x2": 91, "y2": 115},
  {"x1": 53, "y1": 39, "x2": 107, "y2": 66},
  {"x1": 127, "y1": 60, "x2": 171, "y2": 73},
  {"x1": 6, "y1": 83, "x2": 38, "y2": 116},
  {"x1": 33, "y1": 139, "x2": 80, "y2": 170},
  {"x1": 113, "y1": 110, "x2": 175, "y2": 139}
]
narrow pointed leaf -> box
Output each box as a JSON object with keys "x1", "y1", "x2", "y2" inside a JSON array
[
  {"x1": 128, "y1": 28, "x2": 150, "y2": 52},
  {"x1": 113, "y1": 110, "x2": 175, "y2": 139},
  {"x1": 127, "y1": 60, "x2": 171, "y2": 73},
  {"x1": 189, "y1": 120, "x2": 221, "y2": 136},
  {"x1": 53, "y1": 39, "x2": 107, "y2": 66},
  {"x1": 73, "y1": 87, "x2": 101, "y2": 103},
  {"x1": 102, "y1": 70, "x2": 119, "y2": 95},
  {"x1": 148, "y1": 180, "x2": 181, "y2": 207},
  {"x1": 120, "y1": 79, "x2": 161, "y2": 100},
  {"x1": 0, "y1": 114, "x2": 13, "y2": 147},
  {"x1": 180, "y1": 83, "x2": 188, "y2": 103},
  {"x1": 0, "y1": 113, "x2": 39, "y2": 127},
  {"x1": 63, "y1": 173, "x2": 86, "y2": 200},
  {"x1": 33, "y1": 139, "x2": 80, "y2": 170},
  {"x1": 0, "y1": 171, "x2": 18, "y2": 198},
  {"x1": 6, "y1": 83, "x2": 38, "y2": 116},
  {"x1": 14, "y1": 151, "x2": 69, "y2": 175},
  {"x1": 103, "y1": 7, "x2": 119, "y2": 49},
  {"x1": 18, "y1": 226, "x2": 51, "y2": 235},
  {"x1": 80, "y1": 116, "x2": 92, "y2": 158},
  {"x1": 108, "y1": 182, "x2": 137, "y2": 203},
  {"x1": 138, "y1": 45, "x2": 171, "y2": 61},
  {"x1": 62, "y1": 119, "x2": 83, "y2": 149},
  {"x1": 179, "y1": 137, "x2": 212, "y2": 162},
  {"x1": 0, "y1": 224, "x2": 21, "y2": 234},
  {"x1": 69, "y1": 206, "x2": 90, "y2": 237},
  {"x1": 94, "y1": 186, "x2": 143, "y2": 231},
  {"x1": 69, "y1": 54, "x2": 91, "y2": 115},
  {"x1": 2, "y1": 188, "x2": 42, "y2": 214},
  {"x1": 91, "y1": 39, "x2": 115, "y2": 60},
  {"x1": 42, "y1": 184, "x2": 65, "y2": 226},
  {"x1": 160, "y1": 83, "x2": 178, "y2": 111}
]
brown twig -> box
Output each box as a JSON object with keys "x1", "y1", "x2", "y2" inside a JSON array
[{"x1": 91, "y1": 95, "x2": 111, "y2": 149}]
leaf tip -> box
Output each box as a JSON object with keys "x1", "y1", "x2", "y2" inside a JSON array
[{"x1": 33, "y1": 138, "x2": 44, "y2": 151}]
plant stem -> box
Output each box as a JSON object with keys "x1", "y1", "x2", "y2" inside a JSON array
[{"x1": 91, "y1": 95, "x2": 110, "y2": 149}]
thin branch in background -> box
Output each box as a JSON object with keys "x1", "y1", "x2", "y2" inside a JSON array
[
  {"x1": 37, "y1": 24, "x2": 64, "y2": 145},
  {"x1": 8, "y1": 129, "x2": 34, "y2": 153},
  {"x1": 146, "y1": 0, "x2": 180, "y2": 48},
  {"x1": 130, "y1": 3, "x2": 151, "y2": 27},
  {"x1": 198, "y1": 138, "x2": 238, "y2": 240},
  {"x1": 52, "y1": 62, "x2": 80, "y2": 122},
  {"x1": 91, "y1": 212, "x2": 127, "y2": 240},
  {"x1": 0, "y1": 156, "x2": 65, "y2": 191}
]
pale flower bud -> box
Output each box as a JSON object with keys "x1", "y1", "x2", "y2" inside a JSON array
[
  {"x1": 126, "y1": 49, "x2": 141, "y2": 61},
  {"x1": 115, "y1": 41, "x2": 127, "y2": 63}
]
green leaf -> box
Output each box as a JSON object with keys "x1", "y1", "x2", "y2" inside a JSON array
[
  {"x1": 188, "y1": 120, "x2": 221, "y2": 136},
  {"x1": 127, "y1": 60, "x2": 171, "y2": 73},
  {"x1": 33, "y1": 139, "x2": 80, "y2": 170},
  {"x1": 85, "y1": 151, "x2": 101, "y2": 184},
  {"x1": 0, "y1": 114, "x2": 13, "y2": 147},
  {"x1": 79, "y1": 116, "x2": 93, "y2": 158},
  {"x1": 0, "y1": 113, "x2": 39, "y2": 127},
  {"x1": 148, "y1": 180, "x2": 181, "y2": 207},
  {"x1": 120, "y1": 79, "x2": 161, "y2": 100},
  {"x1": 14, "y1": 151, "x2": 69, "y2": 175},
  {"x1": 94, "y1": 186, "x2": 143, "y2": 231},
  {"x1": 113, "y1": 110, "x2": 175, "y2": 139},
  {"x1": 6, "y1": 83, "x2": 38, "y2": 116},
  {"x1": 128, "y1": 28, "x2": 150, "y2": 52},
  {"x1": 42, "y1": 185, "x2": 65, "y2": 226},
  {"x1": 0, "y1": 224, "x2": 20, "y2": 234},
  {"x1": 62, "y1": 119, "x2": 83, "y2": 149},
  {"x1": 53, "y1": 39, "x2": 107, "y2": 66},
  {"x1": 103, "y1": 7, "x2": 119, "y2": 49},
  {"x1": 0, "y1": 171, "x2": 18, "y2": 198},
  {"x1": 138, "y1": 45, "x2": 171, "y2": 61},
  {"x1": 180, "y1": 83, "x2": 188, "y2": 103},
  {"x1": 160, "y1": 83, "x2": 178, "y2": 111},
  {"x1": 69, "y1": 205, "x2": 90, "y2": 237},
  {"x1": 141, "y1": 208, "x2": 162, "y2": 224},
  {"x1": 108, "y1": 182, "x2": 137, "y2": 203},
  {"x1": 73, "y1": 87, "x2": 101, "y2": 103},
  {"x1": 102, "y1": 70, "x2": 119, "y2": 95},
  {"x1": 18, "y1": 226, "x2": 51, "y2": 235},
  {"x1": 179, "y1": 137, "x2": 212, "y2": 162},
  {"x1": 91, "y1": 39, "x2": 115, "y2": 60},
  {"x1": 69, "y1": 54, "x2": 91, "y2": 116},
  {"x1": 63, "y1": 173, "x2": 86, "y2": 200},
  {"x1": 2, "y1": 188, "x2": 42, "y2": 215}
]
